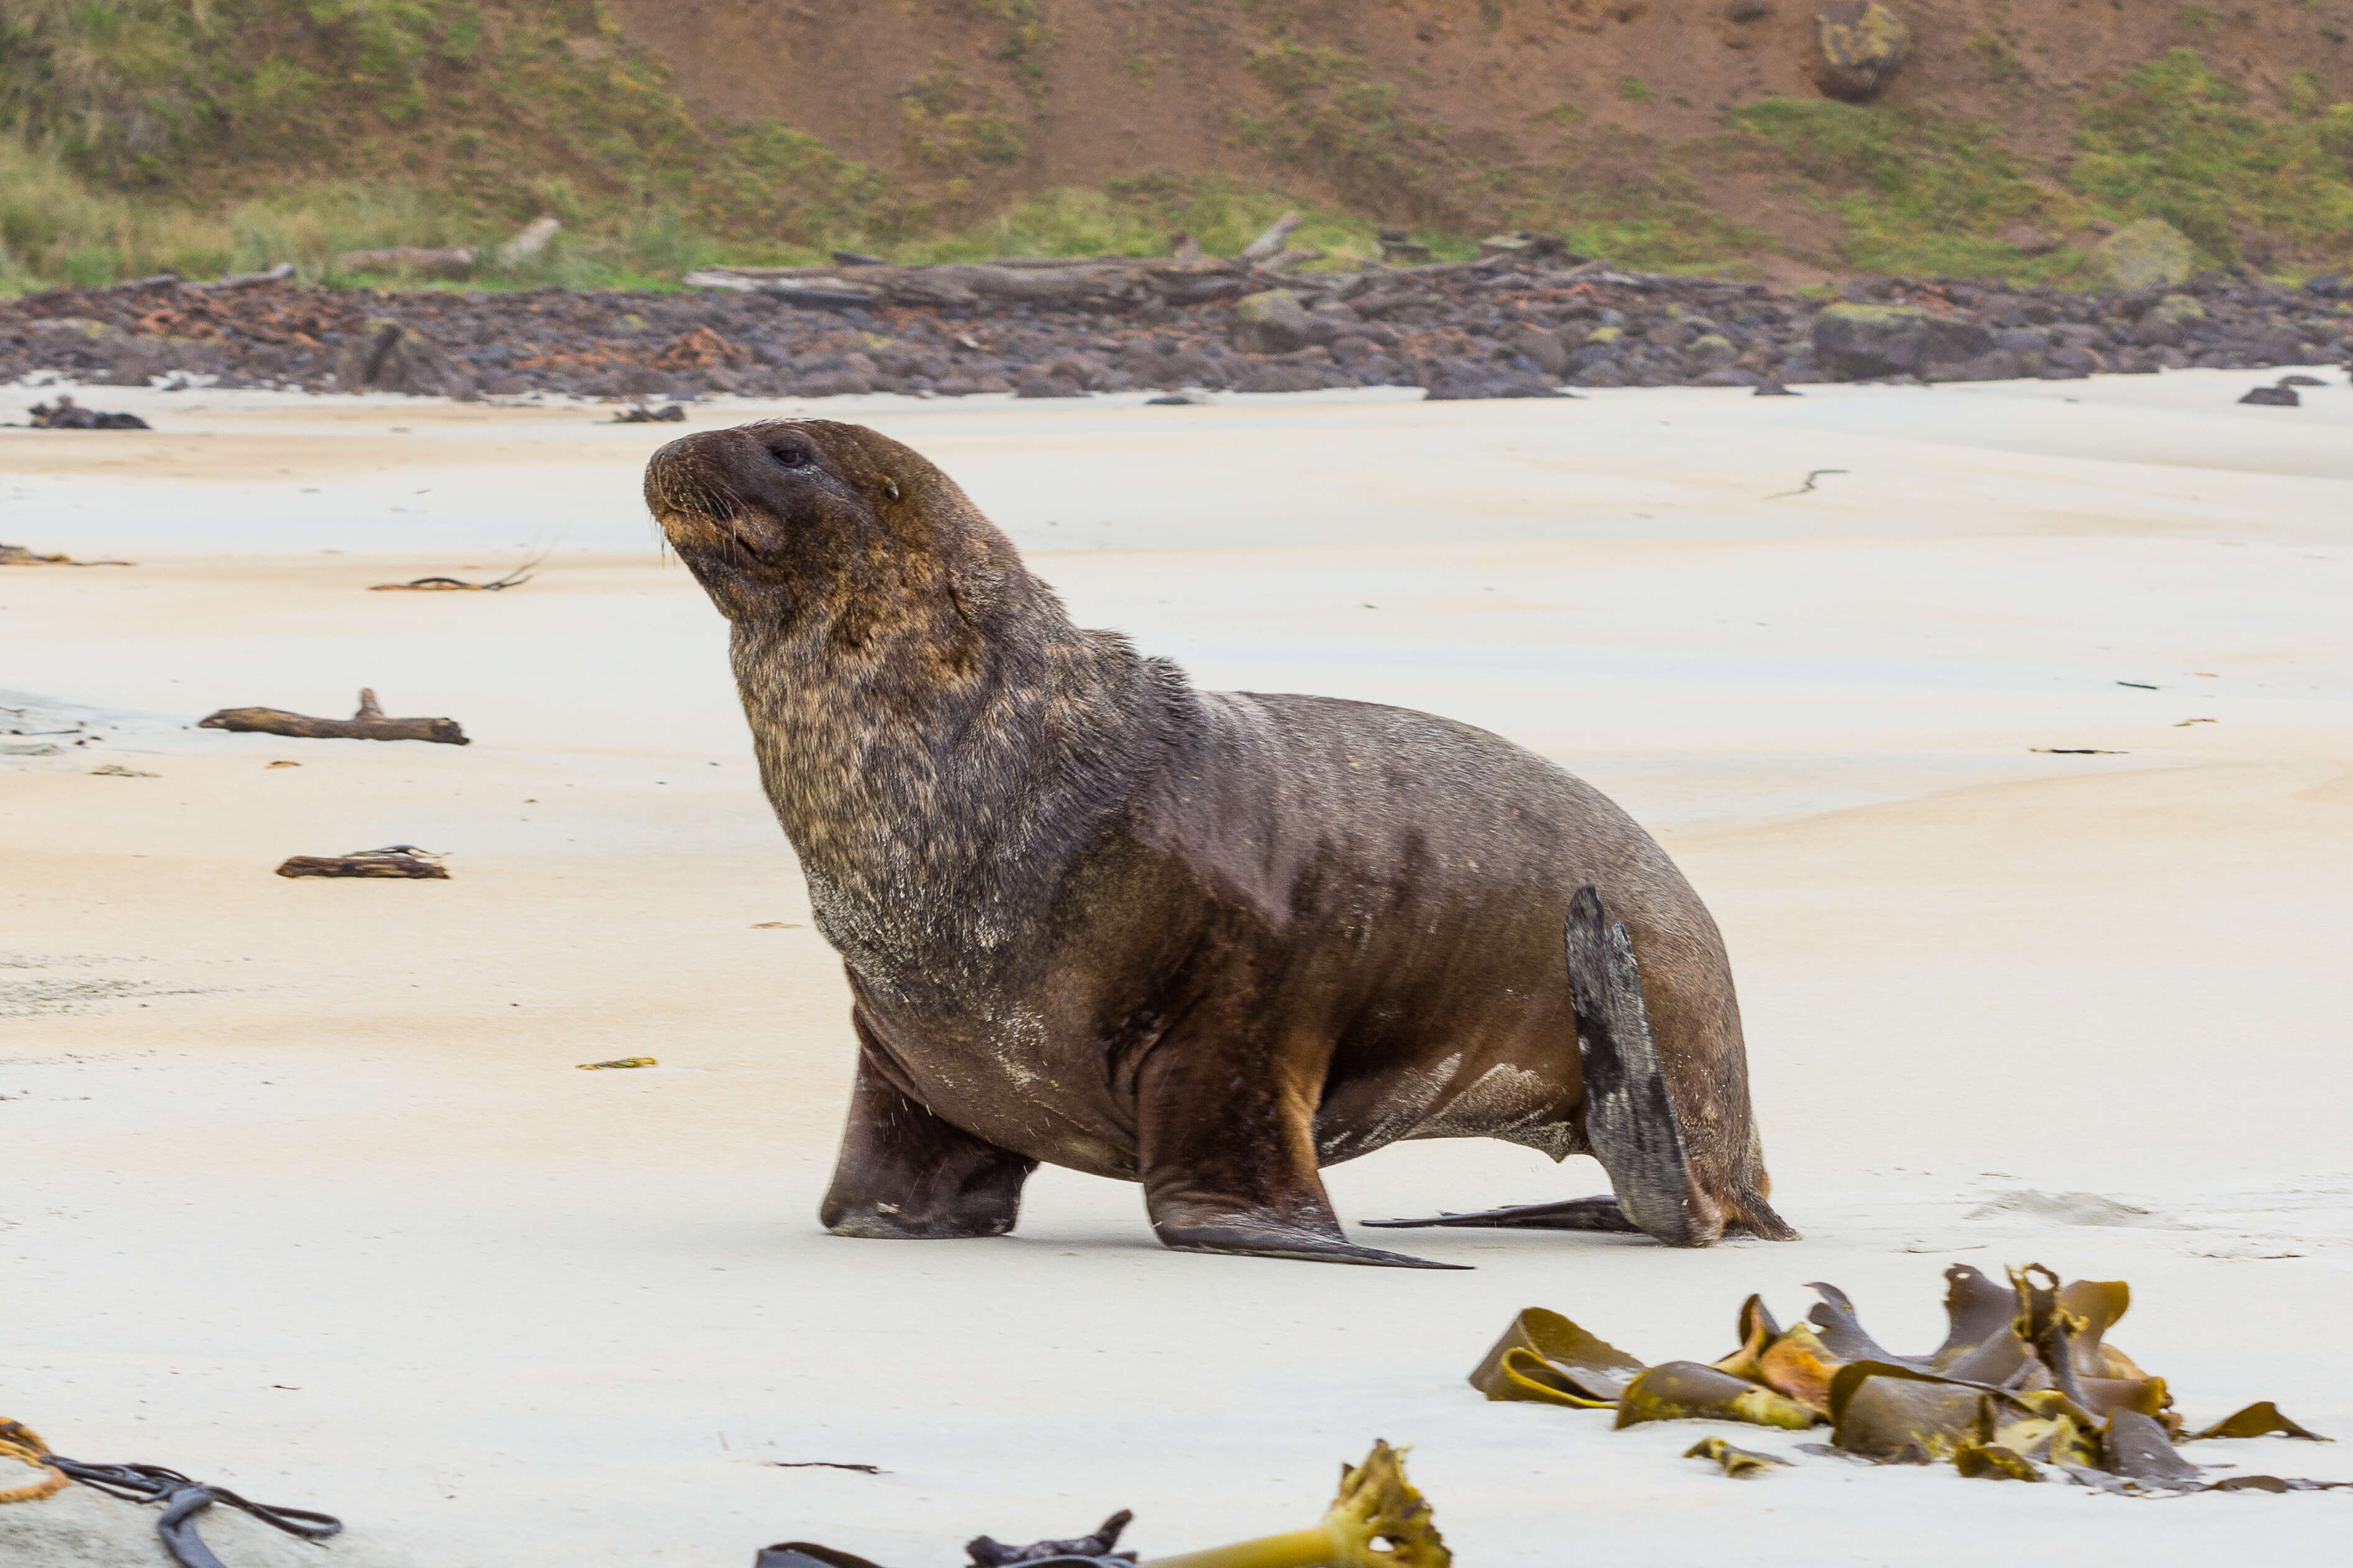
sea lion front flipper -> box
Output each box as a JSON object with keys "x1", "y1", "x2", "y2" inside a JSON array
[
  {"x1": 1137, "y1": 1026, "x2": 1467, "y2": 1269},
  {"x1": 1362, "y1": 1195, "x2": 1642, "y2": 1231},
  {"x1": 820, "y1": 1026, "x2": 1038, "y2": 1241},
  {"x1": 1565, "y1": 884, "x2": 1706, "y2": 1246}
]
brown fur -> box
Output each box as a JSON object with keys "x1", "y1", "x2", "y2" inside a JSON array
[{"x1": 644, "y1": 419, "x2": 1790, "y2": 1266}]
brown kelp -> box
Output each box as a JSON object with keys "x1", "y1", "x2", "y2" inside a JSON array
[
  {"x1": 1470, "y1": 1264, "x2": 2339, "y2": 1492},
  {"x1": 752, "y1": 1441, "x2": 1447, "y2": 1568}
]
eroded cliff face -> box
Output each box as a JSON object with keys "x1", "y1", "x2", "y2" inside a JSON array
[
  {"x1": 6, "y1": 2, "x2": 2350, "y2": 283},
  {"x1": 608, "y1": 1, "x2": 2353, "y2": 251}
]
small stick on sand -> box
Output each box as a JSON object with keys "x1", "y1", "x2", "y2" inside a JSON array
[{"x1": 199, "y1": 689, "x2": 468, "y2": 745}]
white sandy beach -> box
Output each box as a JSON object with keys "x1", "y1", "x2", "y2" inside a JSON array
[{"x1": 4, "y1": 371, "x2": 2351, "y2": 1566}]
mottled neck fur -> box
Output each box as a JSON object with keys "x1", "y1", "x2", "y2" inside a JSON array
[{"x1": 730, "y1": 546, "x2": 1185, "y2": 998}]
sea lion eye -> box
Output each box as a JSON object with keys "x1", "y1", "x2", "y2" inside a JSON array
[{"x1": 767, "y1": 440, "x2": 814, "y2": 470}]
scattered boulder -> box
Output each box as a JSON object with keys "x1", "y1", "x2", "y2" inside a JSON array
[
  {"x1": 2132, "y1": 292, "x2": 2205, "y2": 346},
  {"x1": 1813, "y1": 2, "x2": 1911, "y2": 103},
  {"x1": 1511, "y1": 325, "x2": 1570, "y2": 376},
  {"x1": 2239, "y1": 384, "x2": 2300, "y2": 406},
  {"x1": 2089, "y1": 220, "x2": 2196, "y2": 292},
  {"x1": 1424, "y1": 363, "x2": 1568, "y2": 401},
  {"x1": 1229, "y1": 289, "x2": 1312, "y2": 354},
  {"x1": 335, "y1": 319, "x2": 468, "y2": 396},
  {"x1": 1810, "y1": 303, "x2": 1991, "y2": 379}
]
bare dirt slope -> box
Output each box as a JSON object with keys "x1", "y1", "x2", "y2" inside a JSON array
[{"x1": 611, "y1": 0, "x2": 2353, "y2": 215}]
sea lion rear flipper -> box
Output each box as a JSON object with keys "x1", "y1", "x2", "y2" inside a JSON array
[
  {"x1": 1362, "y1": 1195, "x2": 1641, "y2": 1231},
  {"x1": 1565, "y1": 883, "x2": 1706, "y2": 1246}
]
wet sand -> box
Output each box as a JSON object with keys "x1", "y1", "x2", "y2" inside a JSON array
[{"x1": 5, "y1": 373, "x2": 2351, "y2": 1565}]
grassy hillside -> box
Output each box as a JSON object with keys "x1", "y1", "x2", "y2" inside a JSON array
[{"x1": 2, "y1": 1, "x2": 2351, "y2": 292}]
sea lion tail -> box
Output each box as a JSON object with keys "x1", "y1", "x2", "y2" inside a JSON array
[
  {"x1": 1562, "y1": 883, "x2": 1713, "y2": 1246},
  {"x1": 1363, "y1": 886, "x2": 1797, "y2": 1245}
]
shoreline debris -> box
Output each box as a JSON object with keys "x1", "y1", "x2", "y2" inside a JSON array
[
  {"x1": 2, "y1": 1419, "x2": 344, "y2": 1562},
  {"x1": 370, "y1": 571, "x2": 532, "y2": 592},
  {"x1": 199, "y1": 687, "x2": 468, "y2": 744},
  {"x1": 276, "y1": 845, "x2": 448, "y2": 879},
  {"x1": 1468, "y1": 1264, "x2": 2339, "y2": 1493},
  {"x1": 1, "y1": 543, "x2": 134, "y2": 567},
  {"x1": 1768, "y1": 468, "x2": 1849, "y2": 498},
  {"x1": 576, "y1": 1058, "x2": 657, "y2": 1070},
  {"x1": 755, "y1": 1441, "x2": 1447, "y2": 1568},
  {"x1": 20, "y1": 396, "x2": 148, "y2": 430}
]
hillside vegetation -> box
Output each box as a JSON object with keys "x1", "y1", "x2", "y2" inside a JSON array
[{"x1": 3, "y1": 1, "x2": 2352, "y2": 291}]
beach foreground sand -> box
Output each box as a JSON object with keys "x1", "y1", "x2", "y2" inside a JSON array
[{"x1": 5, "y1": 374, "x2": 2351, "y2": 1566}]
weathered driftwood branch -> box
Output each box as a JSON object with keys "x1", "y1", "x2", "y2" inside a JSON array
[
  {"x1": 679, "y1": 231, "x2": 1728, "y2": 317},
  {"x1": 1237, "y1": 209, "x2": 1305, "y2": 262},
  {"x1": 276, "y1": 845, "x2": 450, "y2": 879},
  {"x1": 199, "y1": 688, "x2": 469, "y2": 745},
  {"x1": 186, "y1": 261, "x2": 295, "y2": 292}
]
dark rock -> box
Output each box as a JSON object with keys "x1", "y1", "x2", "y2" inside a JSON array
[
  {"x1": 1812, "y1": 304, "x2": 1993, "y2": 379},
  {"x1": 2239, "y1": 385, "x2": 2300, "y2": 405},
  {"x1": 2278, "y1": 373, "x2": 2326, "y2": 387},
  {"x1": 1229, "y1": 289, "x2": 1312, "y2": 354},
  {"x1": 1695, "y1": 366, "x2": 1765, "y2": 387},
  {"x1": 1424, "y1": 362, "x2": 1569, "y2": 400},
  {"x1": 1014, "y1": 373, "x2": 1086, "y2": 398},
  {"x1": 335, "y1": 318, "x2": 467, "y2": 396},
  {"x1": 1511, "y1": 325, "x2": 1570, "y2": 376},
  {"x1": 1752, "y1": 379, "x2": 1800, "y2": 396},
  {"x1": 1232, "y1": 361, "x2": 1329, "y2": 394}
]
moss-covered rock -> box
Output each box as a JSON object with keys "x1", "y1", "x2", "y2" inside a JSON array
[
  {"x1": 1230, "y1": 289, "x2": 1310, "y2": 353},
  {"x1": 1813, "y1": 2, "x2": 1913, "y2": 104},
  {"x1": 2131, "y1": 289, "x2": 2206, "y2": 345},
  {"x1": 1810, "y1": 302, "x2": 1993, "y2": 379},
  {"x1": 2090, "y1": 219, "x2": 2196, "y2": 291}
]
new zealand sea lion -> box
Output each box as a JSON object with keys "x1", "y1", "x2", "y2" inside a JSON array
[{"x1": 644, "y1": 419, "x2": 1796, "y2": 1267}]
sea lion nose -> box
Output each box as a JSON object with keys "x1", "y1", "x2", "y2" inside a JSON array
[{"x1": 643, "y1": 432, "x2": 748, "y2": 548}]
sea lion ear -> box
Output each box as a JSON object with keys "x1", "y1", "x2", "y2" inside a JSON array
[{"x1": 881, "y1": 476, "x2": 901, "y2": 502}]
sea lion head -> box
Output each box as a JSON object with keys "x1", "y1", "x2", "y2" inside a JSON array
[{"x1": 643, "y1": 418, "x2": 1014, "y2": 625}]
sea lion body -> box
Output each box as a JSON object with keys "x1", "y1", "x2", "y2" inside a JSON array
[{"x1": 649, "y1": 419, "x2": 1792, "y2": 1266}]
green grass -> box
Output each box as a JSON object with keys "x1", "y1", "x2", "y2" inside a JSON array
[
  {"x1": 2069, "y1": 47, "x2": 2353, "y2": 265},
  {"x1": 1724, "y1": 97, "x2": 2089, "y2": 279},
  {"x1": 2, "y1": 7, "x2": 2349, "y2": 294}
]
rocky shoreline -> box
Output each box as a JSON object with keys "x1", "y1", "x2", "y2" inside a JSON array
[{"x1": 3, "y1": 255, "x2": 2347, "y2": 404}]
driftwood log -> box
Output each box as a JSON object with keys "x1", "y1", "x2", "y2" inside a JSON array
[
  {"x1": 331, "y1": 245, "x2": 476, "y2": 280},
  {"x1": 199, "y1": 688, "x2": 468, "y2": 745},
  {"x1": 683, "y1": 222, "x2": 1726, "y2": 315},
  {"x1": 276, "y1": 845, "x2": 449, "y2": 879}
]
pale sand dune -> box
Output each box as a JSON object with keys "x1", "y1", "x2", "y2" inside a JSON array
[{"x1": 3, "y1": 375, "x2": 2350, "y2": 1566}]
